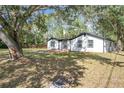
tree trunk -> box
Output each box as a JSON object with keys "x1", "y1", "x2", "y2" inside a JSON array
[
  {"x1": 116, "y1": 31, "x2": 123, "y2": 52},
  {"x1": 11, "y1": 30, "x2": 23, "y2": 56},
  {"x1": 121, "y1": 40, "x2": 124, "y2": 51},
  {"x1": 0, "y1": 30, "x2": 23, "y2": 60}
]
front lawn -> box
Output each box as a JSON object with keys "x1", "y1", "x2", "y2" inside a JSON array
[{"x1": 0, "y1": 48, "x2": 124, "y2": 88}]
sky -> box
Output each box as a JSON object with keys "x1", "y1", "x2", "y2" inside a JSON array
[{"x1": 42, "y1": 9, "x2": 55, "y2": 14}]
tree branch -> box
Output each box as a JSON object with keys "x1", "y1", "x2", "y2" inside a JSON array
[
  {"x1": 0, "y1": 14, "x2": 14, "y2": 32},
  {"x1": 16, "y1": 5, "x2": 49, "y2": 31}
]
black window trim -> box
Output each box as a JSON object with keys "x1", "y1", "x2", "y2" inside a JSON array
[
  {"x1": 77, "y1": 39, "x2": 82, "y2": 48},
  {"x1": 62, "y1": 41, "x2": 68, "y2": 49},
  {"x1": 88, "y1": 40, "x2": 94, "y2": 48},
  {"x1": 51, "y1": 41, "x2": 55, "y2": 47}
]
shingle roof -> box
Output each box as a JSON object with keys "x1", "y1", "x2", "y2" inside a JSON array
[{"x1": 48, "y1": 32, "x2": 114, "y2": 42}]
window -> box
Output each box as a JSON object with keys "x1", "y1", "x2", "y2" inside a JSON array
[
  {"x1": 62, "y1": 41, "x2": 68, "y2": 49},
  {"x1": 77, "y1": 40, "x2": 82, "y2": 48},
  {"x1": 88, "y1": 40, "x2": 93, "y2": 48},
  {"x1": 51, "y1": 41, "x2": 55, "y2": 47}
]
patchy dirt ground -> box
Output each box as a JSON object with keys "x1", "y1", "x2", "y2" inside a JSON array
[{"x1": 0, "y1": 48, "x2": 124, "y2": 88}]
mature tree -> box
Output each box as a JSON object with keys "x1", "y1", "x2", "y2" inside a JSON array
[
  {"x1": 96, "y1": 6, "x2": 124, "y2": 50},
  {"x1": 0, "y1": 5, "x2": 48, "y2": 60},
  {"x1": 47, "y1": 6, "x2": 88, "y2": 39},
  {"x1": 67, "y1": 6, "x2": 124, "y2": 50},
  {"x1": 1, "y1": 5, "x2": 124, "y2": 61},
  {"x1": 22, "y1": 13, "x2": 49, "y2": 47}
]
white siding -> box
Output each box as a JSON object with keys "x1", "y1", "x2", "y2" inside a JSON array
[
  {"x1": 48, "y1": 39, "x2": 71, "y2": 50},
  {"x1": 70, "y1": 35, "x2": 87, "y2": 52},
  {"x1": 70, "y1": 35, "x2": 105, "y2": 52},
  {"x1": 47, "y1": 39, "x2": 59, "y2": 50},
  {"x1": 59, "y1": 40, "x2": 71, "y2": 50},
  {"x1": 104, "y1": 40, "x2": 110, "y2": 52},
  {"x1": 86, "y1": 35, "x2": 104, "y2": 52},
  {"x1": 104, "y1": 40, "x2": 115, "y2": 52},
  {"x1": 47, "y1": 34, "x2": 115, "y2": 53}
]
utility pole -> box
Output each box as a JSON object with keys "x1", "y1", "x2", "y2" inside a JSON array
[{"x1": 103, "y1": 31, "x2": 105, "y2": 53}]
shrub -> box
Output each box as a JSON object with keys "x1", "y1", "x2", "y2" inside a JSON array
[{"x1": 0, "y1": 41, "x2": 7, "y2": 48}]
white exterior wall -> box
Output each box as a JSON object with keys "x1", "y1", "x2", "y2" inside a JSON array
[
  {"x1": 59, "y1": 40, "x2": 70, "y2": 50},
  {"x1": 86, "y1": 35, "x2": 104, "y2": 52},
  {"x1": 104, "y1": 40, "x2": 115, "y2": 52},
  {"x1": 47, "y1": 39, "x2": 71, "y2": 50},
  {"x1": 47, "y1": 39, "x2": 59, "y2": 50},
  {"x1": 104, "y1": 40, "x2": 110, "y2": 52},
  {"x1": 70, "y1": 35, "x2": 87, "y2": 52},
  {"x1": 70, "y1": 35, "x2": 104, "y2": 52},
  {"x1": 48, "y1": 34, "x2": 115, "y2": 53}
]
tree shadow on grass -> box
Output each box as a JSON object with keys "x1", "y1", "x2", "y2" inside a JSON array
[
  {"x1": 87, "y1": 54, "x2": 124, "y2": 67},
  {"x1": 31, "y1": 56, "x2": 87, "y2": 87},
  {"x1": 0, "y1": 51, "x2": 88, "y2": 88},
  {"x1": 117, "y1": 53, "x2": 124, "y2": 56},
  {"x1": 0, "y1": 50, "x2": 123, "y2": 88},
  {"x1": 74, "y1": 52, "x2": 124, "y2": 67},
  {"x1": 24, "y1": 50, "x2": 115, "y2": 87}
]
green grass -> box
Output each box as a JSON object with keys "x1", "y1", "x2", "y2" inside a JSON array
[{"x1": 0, "y1": 48, "x2": 124, "y2": 88}]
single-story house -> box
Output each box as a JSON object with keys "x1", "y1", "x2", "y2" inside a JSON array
[{"x1": 47, "y1": 32, "x2": 116, "y2": 53}]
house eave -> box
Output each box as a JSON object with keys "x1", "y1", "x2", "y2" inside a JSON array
[{"x1": 48, "y1": 32, "x2": 115, "y2": 42}]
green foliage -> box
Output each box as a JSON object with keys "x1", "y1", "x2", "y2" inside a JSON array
[
  {"x1": 0, "y1": 5, "x2": 49, "y2": 49},
  {"x1": 21, "y1": 14, "x2": 49, "y2": 47},
  {"x1": 0, "y1": 41, "x2": 7, "y2": 48},
  {"x1": 0, "y1": 5, "x2": 124, "y2": 49},
  {"x1": 46, "y1": 6, "x2": 88, "y2": 39}
]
